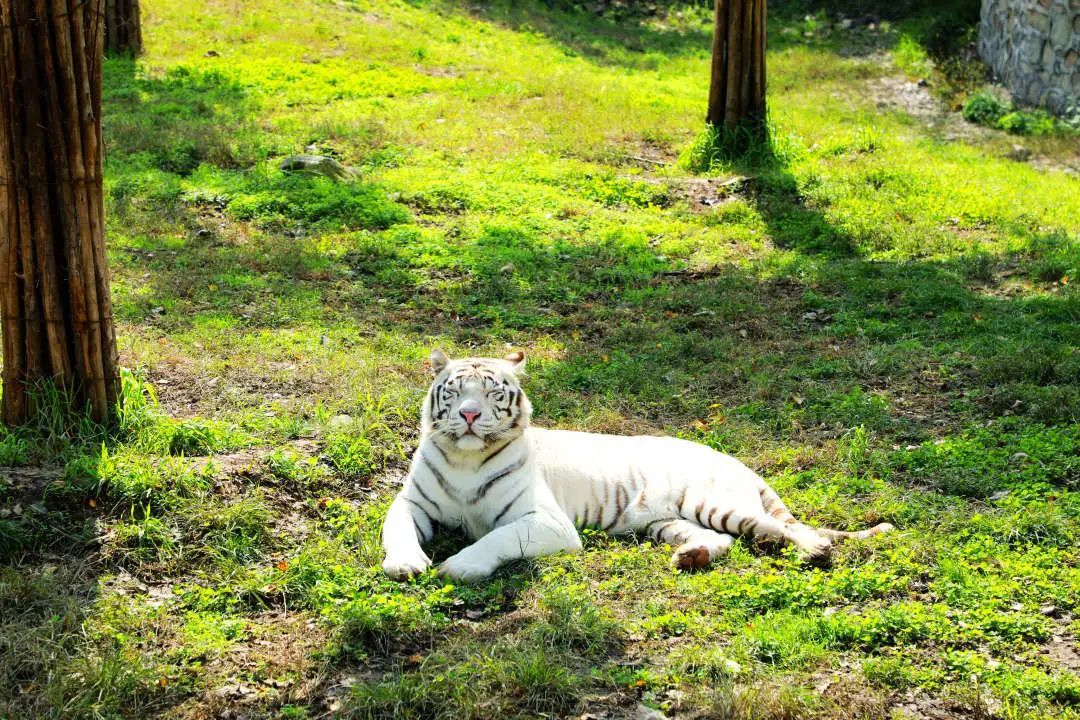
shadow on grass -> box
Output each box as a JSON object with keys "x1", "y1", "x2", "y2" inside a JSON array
[
  {"x1": 431, "y1": 0, "x2": 957, "y2": 71},
  {"x1": 107, "y1": 142, "x2": 1079, "y2": 433},
  {"x1": 437, "y1": 0, "x2": 713, "y2": 68},
  {"x1": 103, "y1": 56, "x2": 265, "y2": 173}
]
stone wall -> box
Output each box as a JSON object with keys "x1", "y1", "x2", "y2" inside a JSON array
[{"x1": 978, "y1": 0, "x2": 1079, "y2": 116}]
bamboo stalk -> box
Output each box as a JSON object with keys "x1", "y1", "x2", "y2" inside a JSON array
[
  {"x1": 723, "y1": 0, "x2": 743, "y2": 128},
  {"x1": 0, "y1": 0, "x2": 119, "y2": 425},
  {"x1": 749, "y1": 0, "x2": 764, "y2": 123},
  {"x1": 0, "y1": 6, "x2": 26, "y2": 423},
  {"x1": 707, "y1": 0, "x2": 729, "y2": 126},
  {"x1": 705, "y1": 0, "x2": 768, "y2": 144},
  {"x1": 33, "y1": 0, "x2": 78, "y2": 382},
  {"x1": 105, "y1": 0, "x2": 117, "y2": 52},
  {"x1": 739, "y1": 0, "x2": 754, "y2": 126},
  {"x1": 756, "y1": 0, "x2": 764, "y2": 117},
  {"x1": 67, "y1": 0, "x2": 109, "y2": 419},
  {"x1": 78, "y1": 0, "x2": 115, "y2": 417},
  {"x1": 16, "y1": 2, "x2": 61, "y2": 386},
  {"x1": 105, "y1": 0, "x2": 141, "y2": 55},
  {"x1": 85, "y1": 1, "x2": 120, "y2": 406}
]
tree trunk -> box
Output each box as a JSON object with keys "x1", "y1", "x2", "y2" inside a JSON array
[
  {"x1": 707, "y1": 0, "x2": 767, "y2": 133},
  {"x1": 105, "y1": 0, "x2": 141, "y2": 56},
  {"x1": 0, "y1": 0, "x2": 120, "y2": 425}
]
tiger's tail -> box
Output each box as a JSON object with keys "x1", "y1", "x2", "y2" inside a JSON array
[
  {"x1": 817, "y1": 523, "x2": 895, "y2": 540},
  {"x1": 758, "y1": 483, "x2": 894, "y2": 540}
]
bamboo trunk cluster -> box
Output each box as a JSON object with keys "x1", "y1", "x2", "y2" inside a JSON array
[
  {"x1": 105, "y1": 0, "x2": 141, "y2": 56},
  {"x1": 0, "y1": 0, "x2": 120, "y2": 425},
  {"x1": 706, "y1": 0, "x2": 767, "y2": 132}
]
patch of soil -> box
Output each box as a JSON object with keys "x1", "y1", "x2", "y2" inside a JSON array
[
  {"x1": 140, "y1": 360, "x2": 212, "y2": 419},
  {"x1": 1042, "y1": 613, "x2": 1080, "y2": 673},
  {"x1": 1029, "y1": 151, "x2": 1080, "y2": 176},
  {"x1": 663, "y1": 175, "x2": 751, "y2": 212},
  {"x1": 868, "y1": 75, "x2": 1080, "y2": 175},
  {"x1": 620, "y1": 139, "x2": 678, "y2": 170},
  {"x1": 867, "y1": 76, "x2": 992, "y2": 144},
  {"x1": 417, "y1": 64, "x2": 462, "y2": 78},
  {"x1": 138, "y1": 357, "x2": 327, "y2": 420},
  {"x1": 0, "y1": 466, "x2": 63, "y2": 504},
  {"x1": 891, "y1": 691, "x2": 998, "y2": 719},
  {"x1": 169, "y1": 611, "x2": 330, "y2": 720},
  {"x1": 1046, "y1": 635, "x2": 1080, "y2": 672}
]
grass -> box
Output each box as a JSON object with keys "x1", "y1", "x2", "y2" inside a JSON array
[{"x1": 1, "y1": 0, "x2": 1079, "y2": 718}]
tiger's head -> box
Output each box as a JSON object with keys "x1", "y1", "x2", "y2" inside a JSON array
[{"x1": 422, "y1": 349, "x2": 532, "y2": 452}]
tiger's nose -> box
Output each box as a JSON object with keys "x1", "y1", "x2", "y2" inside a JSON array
[{"x1": 460, "y1": 409, "x2": 481, "y2": 425}]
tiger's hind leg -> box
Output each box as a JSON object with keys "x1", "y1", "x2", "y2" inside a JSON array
[
  {"x1": 701, "y1": 508, "x2": 833, "y2": 564},
  {"x1": 644, "y1": 518, "x2": 735, "y2": 570}
]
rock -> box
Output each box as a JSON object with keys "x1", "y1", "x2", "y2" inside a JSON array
[
  {"x1": 1008, "y1": 144, "x2": 1033, "y2": 161},
  {"x1": 278, "y1": 154, "x2": 355, "y2": 181},
  {"x1": 1049, "y1": 9, "x2": 1072, "y2": 47},
  {"x1": 635, "y1": 704, "x2": 668, "y2": 720}
]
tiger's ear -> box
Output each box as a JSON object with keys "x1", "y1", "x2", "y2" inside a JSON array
[
  {"x1": 504, "y1": 350, "x2": 526, "y2": 373},
  {"x1": 429, "y1": 349, "x2": 450, "y2": 374}
]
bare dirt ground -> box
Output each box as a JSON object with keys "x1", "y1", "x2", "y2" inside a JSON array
[{"x1": 868, "y1": 74, "x2": 1080, "y2": 175}]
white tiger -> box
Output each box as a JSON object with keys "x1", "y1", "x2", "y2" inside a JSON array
[{"x1": 381, "y1": 350, "x2": 893, "y2": 581}]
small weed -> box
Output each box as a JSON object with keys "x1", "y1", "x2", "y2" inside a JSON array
[
  {"x1": 962, "y1": 90, "x2": 1009, "y2": 126},
  {"x1": 681, "y1": 121, "x2": 789, "y2": 171},
  {"x1": 348, "y1": 643, "x2": 582, "y2": 720},
  {"x1": 531, "y1": 583, "x2": 620, "y2": 655},
  {"x1": 105, "y1": 504, "x2": 179, "y2": 565},
  {"x1": 322, "y1": 431, "x2": 375, "y2": 480},
  {"x1": 187, "y1": 492, "x2": 272, "y2": 563},
  {"x1": 894, "y1": 34, "x2": 933, "y2": 78},
  {"x1": 331, "y1": 586, "x2": 454, "y2": 656},
  {"x1": 266, "y1": 447, "x2": 326, "y2": 486},
  {"x1": 963, "y1": 90, "x2": 1071, "y2": 136},
  {"x1": 92, "y1": 447, "x2": 213, "y2": 508},
  {"x1": 0, "y1": 429, "x2": 30, "y2": 466}
]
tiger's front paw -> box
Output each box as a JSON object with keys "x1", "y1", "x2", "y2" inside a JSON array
[
  {"x1": 382, "y1": 550, "x2": 432, "y2": 580},
  {"x1": 437, "y1": 552, "x2": 497, "y2": 582}
]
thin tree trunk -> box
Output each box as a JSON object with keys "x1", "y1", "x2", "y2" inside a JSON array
[
  {"x1": 0, "y1": 0, "x2": 120, "y2": 425},
  {"x1": 105, "y1": 0, "x2": 141, "y2": 56},
  {"x1": 707, "y1": 0, "x2": 767, "y2": 133}
]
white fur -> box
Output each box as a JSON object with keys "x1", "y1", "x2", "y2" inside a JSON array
[{"x1": 381, "y1": 352, "x2": 891, "y2": 581}]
